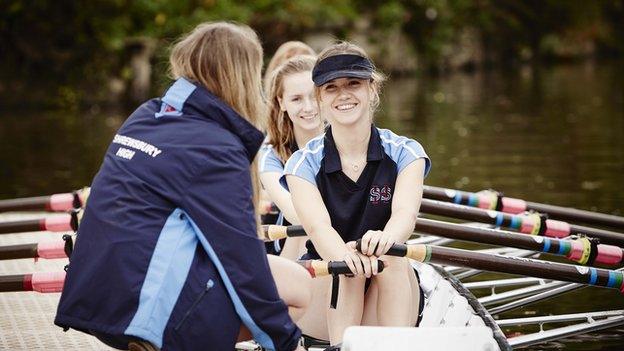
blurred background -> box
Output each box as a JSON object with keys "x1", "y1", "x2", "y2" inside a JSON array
[{"x1": 0, "y1": 1, "x2": 623, "y2": 349}]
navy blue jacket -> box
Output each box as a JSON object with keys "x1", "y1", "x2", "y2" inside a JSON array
[{"x1": 55, "y1": 78, "x2": 301, "y2": 351}]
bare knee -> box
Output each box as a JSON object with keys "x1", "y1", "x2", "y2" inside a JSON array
[{"x1": 267, "y1": 255, "x2": 312, "y2": 309}]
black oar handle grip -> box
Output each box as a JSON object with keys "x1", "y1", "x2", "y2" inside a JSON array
[
  {"x1": 328, "y1": 260, "x2": 385, "y2": 275},
  {"x1": 355, "y1": 239, "x2": 408, "y2": 257}
]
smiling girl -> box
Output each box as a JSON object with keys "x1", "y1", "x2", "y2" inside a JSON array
[
  {"x1": 284, "y1": 42, "x2": 431, "y2": 345},
  {"x1": 260, "y1": 55, "x2": 325, "y2": 260}
]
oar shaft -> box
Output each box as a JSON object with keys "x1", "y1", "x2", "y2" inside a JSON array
[
  {"x1": 0, "y1": 272, "x2": 65, "y2": 293},
  {"x1": 0, "y1": 239, "x2": 69, "y2": 260},
  {"x1": 0, "y1": 214, "x2": 74, "y2": 235},
  {"x1": 264, "y1": 222, "x2": 623, "y2": 266},
  {"x1": 0, "y1": 195, "x2": 54, "y2": 212},
  {"x1": 0, "y1": 243, "x2": 38, "y2": 260},
  {"x1": 415, "y1": 219, "x2": 623, "y2": 266},
  {"x1": 380, "y1": 242, "x2": 624, "y2": 292},
  {"x1": 423, "y1": 185, "x2": 624, "y2": 230},
  {"x1": 420, "y1": 199, "x2": 624, "y2": 247},
  {"x1": 527, "y1": 201, "x2": 624, "y2": 230},
  {"x1": 0, "y1": 188, "x2": 89, "y2": 213}
]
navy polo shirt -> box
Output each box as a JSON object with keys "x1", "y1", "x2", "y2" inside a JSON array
[{"x1": 282, "y1": 125, "x2": 431, "y2": 259}]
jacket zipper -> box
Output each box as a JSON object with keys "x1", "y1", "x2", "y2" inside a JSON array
[{"x1": 174, "y1": 279, "x2": 214, "y2": 331}]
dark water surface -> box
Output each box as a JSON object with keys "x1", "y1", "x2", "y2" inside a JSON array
[{"x1": 1, "y1": 62, "x2": 623, "y2": 349}]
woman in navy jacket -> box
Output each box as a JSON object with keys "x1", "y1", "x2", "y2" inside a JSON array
[{"x1": 55, "y1": 22, "x2": 308, "y2": 351}]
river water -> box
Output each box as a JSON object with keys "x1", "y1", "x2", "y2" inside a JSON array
[{"x1": 0, "y1": 62, "x2": 623, "y2": 349}]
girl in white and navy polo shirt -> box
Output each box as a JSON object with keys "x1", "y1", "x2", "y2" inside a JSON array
[
  {"x1": 260, "y1": 55, "x2": 325, "y2": 259},
  {"x1": 284, "y1": 42, "x2": 431, "y2": 345}
]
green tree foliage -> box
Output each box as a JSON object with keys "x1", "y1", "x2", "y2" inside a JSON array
[{"x1": 0, "y1": 0, "x2": 621, "y2": 107}]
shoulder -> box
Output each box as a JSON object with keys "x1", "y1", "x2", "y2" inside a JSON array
[
  {"x1": 284, "y1": 133, "x2": 325, "y2": 175},
  {"x1": 377, "y1": 127, "x2": 431, "y2": 176},
  {"x1": 259, "y1": 143, "x2": 284, "y2": 173}
]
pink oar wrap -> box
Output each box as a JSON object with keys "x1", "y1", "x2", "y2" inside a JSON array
[
  {"x1": 595, "y1": 245, "x2": 624, "y2": 266},
  {"x1": 24, "y1": 271, "x2": 66, "y2": 293},
  {"x1": 500, "y1": 197, "x2": 527, "y2": 214},
  {"x1": 477, "y1": 192, "x2": 497, "y2": 210},
  {"x1": 42, "y1": 214, "x2": 73, "y2": 232},
  {"x1": 48, "y1": 193, "x2": 75, "y2": 212},
  {"x1": 37, "y1": 240, "x2": 68, "y2": 259},
  {"x1": 544, "y1": 219, "x2": 571, "y2": 238}
]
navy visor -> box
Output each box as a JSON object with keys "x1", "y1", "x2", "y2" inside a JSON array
[{"x1": 312, "y1": 54, "x2": 373, "y2": 86}]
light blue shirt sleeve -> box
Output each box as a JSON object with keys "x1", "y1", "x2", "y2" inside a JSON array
[
  {"x1": 379, "y1": 128, "x2": 431, "y2": 177},
  {"x1": 279, "y1": 136, "x2": 325, "y2": 190},
  {"x1": 258, "y1": 144, "x2": 285, "y2": 174}
]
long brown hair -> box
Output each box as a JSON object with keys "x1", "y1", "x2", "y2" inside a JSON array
[
  {"x1": 264, "y1": 41, "x2": 316, "y2": 95},
  {"x1": 169, "y1": 22, "x2": 265, "y2": 233},
  {"x1": 314, "y1": 41, "x2": 386, "y2": 113},
  {"x1": 266, "y1": 55, "x2": 317, "y2": 163}
]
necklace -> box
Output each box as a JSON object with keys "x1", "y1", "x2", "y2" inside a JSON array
[{"x1": 343, "y1": 156, "x2": 366, "y2": 172}]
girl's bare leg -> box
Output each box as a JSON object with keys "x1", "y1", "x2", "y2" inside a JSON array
[
  {"x1": 296, "y1": 275, "x2": 331, "y2": 341},
  {"x1": 362, "y1": 257, "x2": 419, "y2": 327},
  {"x1": 327, "y1": 276, "x2": 366, "y2": 344},
  {"x1": 267, "y1": 254, "x2": 312, "y2": 321}
]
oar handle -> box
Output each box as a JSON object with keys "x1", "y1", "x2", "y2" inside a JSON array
[
  {"x1": 355, "y1": 240, "x2": 429, "y2": 262},
  {"x1": 298, "y1": 259, "x2": 385, "y2": 278},
  {"x1": 262, "y1": 225, "x2": 306, "y2": 241}
]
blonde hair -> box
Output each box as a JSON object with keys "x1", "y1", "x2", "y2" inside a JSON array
[
  {"x1": 169, "y1": 22, "x2": 265, "y2": 234},
  {"x1": 315, "y1": 41, "x2": 386, "y2": 112},
  {"x1": 264, "y1": 41, "x2": 316, "y2": 94},
  {"x1": 266, "y1": 55, "x2": 317, "y2": 163}
]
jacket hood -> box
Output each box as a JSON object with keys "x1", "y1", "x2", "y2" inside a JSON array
[{"x1": 161, "y1": 77, "x2": 264, "y2": 161}]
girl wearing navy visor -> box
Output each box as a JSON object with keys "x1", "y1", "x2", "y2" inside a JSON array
[
  {"x1": 260, "y1": 55, "x2": 325, "y2": 260},
  {"x1": 284, "y1": 42, "x2": 431, "y2": 344}
]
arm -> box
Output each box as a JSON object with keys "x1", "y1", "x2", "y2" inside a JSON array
[
  {"x1": 360, "y1": 159, "x2": 426, "y2": 257},
  {"x1": 260, "y1": 172, "x2": 300, "y2": 224},
  {"x1": 261, "y1": 171, "x2": 306, "y2": 260},
  {"x1": 184, "y1": 147, "x2": 300, "y2": 351},
  {"x1": 384, "y1": 159, "x2": 426, "y2": 243},
  {"x1": 287, "y1": 175, "x2": 375, "y2": 276}
]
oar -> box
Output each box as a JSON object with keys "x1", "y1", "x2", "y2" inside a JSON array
[
  {"x1": 355, "y1": 240, "x2": 624, "y2": 293},
  {"x1": 298, "y1": 259, "x2": 385, "y2": 277},
  {"x1": 0, "y1": 187, "x2": 90, "y2": 213},
  {"x1": 420, "y1": 199, "x2": 624, "y2": 247},
  {"x1": 263, "y1": 223, "x2": 623, "y2": 267},
  {"x1": 0, "y1": 210, "x2": 81, "y2": 235},
  {"x1": 0, "y1": 271, "x2": 65, "y2": 293},
  {"x1": 0, "y1": 235, "x2": 73, "y2": 261},
  {"x1": 423, "y1": 185, "x2": 624, "y2": 230}
]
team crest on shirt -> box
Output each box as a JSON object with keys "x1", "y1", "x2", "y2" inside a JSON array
[{"x1": 369, "y1": 185, "x2": 392, "y2": 204}]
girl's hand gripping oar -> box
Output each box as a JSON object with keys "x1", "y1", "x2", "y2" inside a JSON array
[
  {"x1": 0, "y1": 187, "x2": 90, "y2": 213},
  {"x1": 0, "y1": 209, "x2": 82, "y2": 235},
  {"x1": 297, "y1": 259, "x2": 386, "y2": 309},
  {"x1": 297, "y1": 259, "x2": 386, "y2": 278},
  {"x1": 355, "y1": 240, "x2": 624, "y2": 293}
]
